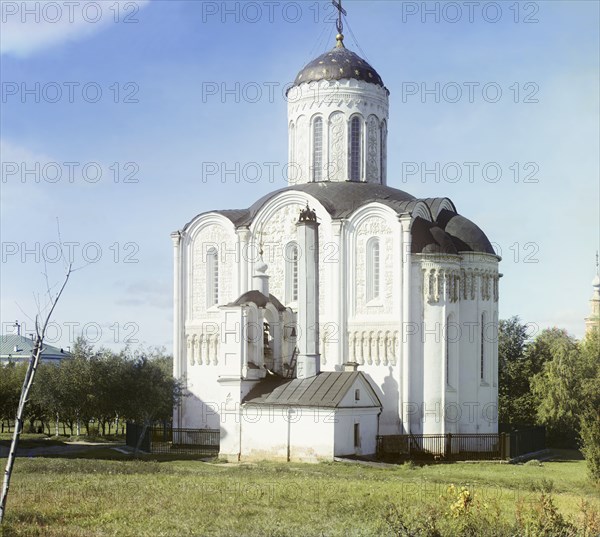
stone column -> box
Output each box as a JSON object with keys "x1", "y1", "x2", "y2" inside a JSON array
[
  {"x1": 296, "y1": 205, "x2": 320, "y2": 379},
  {"x1": 236, "y1": 227, "x2": 251, "y2": 296},
  {"x1": 171, "y1": 230, "x2": 183, "y2": 428},
  {"x1": 399, "y1": 215, "x2": 412, "y2": 434}
]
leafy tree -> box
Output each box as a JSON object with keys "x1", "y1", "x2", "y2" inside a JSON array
[
  {"x1": 70, "y1": 336, "x2": 95, "y2": 360},
  {"x1": 530, "y1": 329, "x2": 583, "y2": 447},
  {"x1": 0, "y1": 363, "x2": 26, "y2": 431},
  {"x1": 30, "y1": 363, "x2": 60, "y2": 435},
  {"x1": 579, "y1": 329, "x2": 600, "y2": 480},
  {"x1": 498, "y1": 317, "x2": 536, "y2": 424},
  {"x1": 122, "y1": 350, "x2": 182, "y2": 453}
]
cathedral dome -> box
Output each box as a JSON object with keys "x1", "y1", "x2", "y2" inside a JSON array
[
  {"x1": 437, "y1": 209, "x2": 496, "y2": 255},
  {"x1": 411, "y1": 217, "x2": 458, "y2": 255},
  {"x1": 292, "y1": 39, "x2": 385, "y2": 89}
]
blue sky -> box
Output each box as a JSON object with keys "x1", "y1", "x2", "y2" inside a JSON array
[{"x1": 1, "y1": 0, "x2": 598, "y2": 351}]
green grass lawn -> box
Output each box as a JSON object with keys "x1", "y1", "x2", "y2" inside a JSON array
[{"x1": 0, "y1": 450, "x2": 598, "y2": 536}]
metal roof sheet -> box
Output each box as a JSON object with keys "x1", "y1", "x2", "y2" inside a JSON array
[
  {"x1": 242, "y1": 371, "x2": 381, "y2": 408},
  {"x1": 0, "y1": 334, "x2": 71, "y2": 359}
]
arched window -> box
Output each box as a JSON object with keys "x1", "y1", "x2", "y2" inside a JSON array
[
  {"x1": 349, "y1": 116, "x2": 362, "y2": 181},
  {"x1": 207, "y1": 247, "x2": 219, "y2": 307},
  {"x1": 312, "y1": 117, "x2": 323, "y2": 182},
  {"x1": 366, "y1": 238, "x2": 380, "y2": 302},
  {"x1": 480, "y1": 312, "x2": 486, "y2": 381},
  {"x1": 285, "y1": 242, "x2": 299, "y2": 303}
]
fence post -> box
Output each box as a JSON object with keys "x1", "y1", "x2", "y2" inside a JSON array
[
  {"x1": 445, "y1": 433, "x2": 452, "y2": 460},
  {"x1": 500, "y1": 432, "x2": 506, "y2": 459}
]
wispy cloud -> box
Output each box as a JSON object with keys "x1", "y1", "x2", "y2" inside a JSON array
[
  {"x1": 1, "y1": 0, "x2": 150, "y2": 57},
  {"x1": 115, "y1": 281, "x2": 171, "y2": 310}
]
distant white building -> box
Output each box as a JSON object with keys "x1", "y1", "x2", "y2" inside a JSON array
[
  {"x1": 172, "y1": 23, "x2": 500, "y2": 462},
  {"x1": 0, "y1": 333, "x2": 71, "y2": 365}
]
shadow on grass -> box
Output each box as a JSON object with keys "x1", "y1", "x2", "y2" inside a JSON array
[
  {"x1": 1, "y1": 511, "x2": 65, "y2": 537},
  {"x1": 0, "y1": 439, "x2": 68, "y2": 450},
  {"x1": 36, "y1": 447, "x2": 216, "y2": 463},
  {"x1": 544, "y1": 448, "x2": 584, "y2": 461}
]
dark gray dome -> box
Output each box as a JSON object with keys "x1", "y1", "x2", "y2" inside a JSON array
[
  {"x1": 412, "y1": 217, "x2": 458, "y2": 255},
  {"x1": 292, "y1": 43, "x2": 385, "y2": 89},
  {"x1": 437, "y1": 209, "x2": 496, "y2": 255}
]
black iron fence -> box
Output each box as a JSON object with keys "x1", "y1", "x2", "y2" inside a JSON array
[
  {"x1": 377, "y1": 433, "x2": 510, "y2": 461},
  {"x1": 126, "y1": 423, "x2": 220, "y2": 456},
  {"x1": 377, "y1": 427, "x2": 546, "y2": 461},
  {"x1": 508, "y1": 426, "x2": 546, "y2": 458}
]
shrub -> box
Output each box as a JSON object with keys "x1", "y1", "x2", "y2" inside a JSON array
[
  {"x1": 580, "y1": 411, "x2": 600, "y2": 482},
  {"x1": 515, "y1": 492, "x2": 576, "y2": 537}
]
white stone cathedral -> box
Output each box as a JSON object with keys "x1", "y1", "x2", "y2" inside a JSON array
[{"x1": 171, "y1": 25, "x2": 500, "y2": 462}]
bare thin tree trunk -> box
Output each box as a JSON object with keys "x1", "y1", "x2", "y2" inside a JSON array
[
  {"x1": 0, "y1": 266, "x2": 71, "y2": 524},
  {"x1": 0, "y1": 340, "x2": 41, "y2": 521}
]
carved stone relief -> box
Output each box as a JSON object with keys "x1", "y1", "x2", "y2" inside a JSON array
[
  {"x1": 366, "y1": 115, "x2": 380, "y2": 183},
  {"x1": 191, "y1": 224, "x2": 235, "y2": 319},
  {"x1": 347, "y1": 329, "x2": 399, "y2": 366},
  {"x1": 328, "y1": 112, "x2": 345, "y2": 181}
]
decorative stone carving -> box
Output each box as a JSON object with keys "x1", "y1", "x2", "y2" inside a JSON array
[
  {"x1": 257, "y1": 202, "x2": 306, "y2": 301},
  {"x1": 211, "y1": 335, "x2": 219, "y2": 366},
  {"x1": 357, "y1": 219, "x2": 392, "y2": 235},
  {"x1": 366, "y1": 115, "x2": 380, "y2": 183},
  {"x1": 295, "y1": 115, "x2": 308, "y2": 184},
  {"x1": 196, "y1": 334, "x2": 203, "y2": 365},
  {"x1": 380, "y1": 121, "x2": 388, "y2": 184},
  {"x1": 355, "y1": 217, "x2": 393, "y2": 315},
  {"x1": 191, "y1": 224, "x2": 235, "y2": 320},
  {"x1": 320, "y1": 331, "x2": 327, "y2": 365},
  {"x1": 186, "y1": 334, "x2": 194, "y2": 366},
  {"x1": 427, "y1": 269, "x2": 436, "y2": 303},
  {"x1": 288, "y1": 78, "x2": 389, "y2": 186},
  {"x1": 460, "y1": 269, "x2": 467, "y2": 300},
  {"x1": 328, "y1": 112, "x2": 345, "y2": 181},
  {"x1": 348, "y1": 327, "x2": 398, "y2": 366},
  {"x1": 185, "y1": 330, "x2": 222, "y2": 367}
]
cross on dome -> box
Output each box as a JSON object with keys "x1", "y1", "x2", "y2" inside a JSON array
[{"x1": 332, "y1": 0, "x2": 347, "y2": 47}]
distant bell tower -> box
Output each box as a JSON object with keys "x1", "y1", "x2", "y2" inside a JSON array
[
  {"x1": 286, "y1": 0, "x2": 389, "y2": 185},
  {"x1": 585, "y1": 252, "x2": 600, "y2": 335}
]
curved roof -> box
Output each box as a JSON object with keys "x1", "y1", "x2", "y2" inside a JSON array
[
  {"x1": 183, "y1": 182, "x2": 496, "y2": 256},
  {"x1": 243, "y1": 182, "x2": 416, "y2": 224},
  {"x1": 292, "y1": 43, "x2": 385, "y2": 89},
  {"x1": 226, "y1": 290, "x2": 286, "y2": 312},
  {"x1": 411, "y1": 217, "x2": 458, "y2": 255},
  {"x1": 436, "y1": 209, "x2": 496, "y2": 255},
  {"x1": 184, "y1": 182, "x2": 418, "y2": 231}
]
